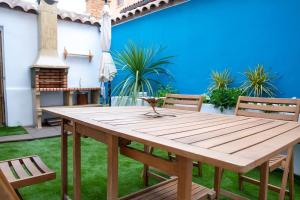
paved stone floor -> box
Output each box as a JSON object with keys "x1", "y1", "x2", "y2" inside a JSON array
[{"x1": 0, "y1": 126, "x2": 61, "y2": 143}]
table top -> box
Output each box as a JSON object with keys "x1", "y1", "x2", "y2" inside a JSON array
[{"x1": 44, "y1": 106, "x2": 300, "y2": 173}]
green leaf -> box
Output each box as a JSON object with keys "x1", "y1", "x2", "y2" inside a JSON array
[
  {"x1": 112, "y1": 42, "x2": 174, "y2": 105},
  {"x1": 241, "y1": 64, "x2": 278, "y2": 97},
  {"x1": 209, "y1": 68, "x2": 234, "y2": 92}
]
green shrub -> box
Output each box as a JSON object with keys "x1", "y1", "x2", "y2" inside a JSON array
[
  {"x1": 241, "y1": 64, "x2": 277, "y2": 97},
  {"x1": 210, "y1": 88, "x2": 244, "y2": 112},
  {"x1": 113, "y1": 42, "x2": 174, "y2": 105},
  {"x1": 209, "y1": 68, "x2": 234, "y2": 92},
  {"x1": 155, "y1": 84, "x2": 177, "y2": 98},
  {"x1": 202, "y1": 94, "x2": 210, "y2": 103},
  {"x1": 155, "y1": 85, "x2": 177, "y2": 107}
]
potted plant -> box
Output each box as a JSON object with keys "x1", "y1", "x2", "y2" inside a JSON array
[
  {"x1": 202, "y1": 69, "x2": 239, "y2": 114},
  {"x1": 241, "y1": 64, "x2": 278, "y2": 97},
  {"x1": 112, "y1": 42, "x2": 174, "y2": 106},
  {"x1": 209, "y1": 88, "x2": 244, "y2": 113},
  {"x1": 209, "y1": 68, "x2": 234, "y2": 92}
]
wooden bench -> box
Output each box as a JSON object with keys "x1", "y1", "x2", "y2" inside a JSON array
[
  {"x1": 143, "y1": 94, "x2": 203, "y2": 186},
  {"x1": 120, "y1": 177, "x2": 216, "y2": 200},
  {"x1": 0, "y1": 155, "x2": 55, "y2": 199},
  {"x1": 214, "y1": 96, "x2": 300, "y2": 200}
]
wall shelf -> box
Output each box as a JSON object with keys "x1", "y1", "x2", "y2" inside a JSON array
[{"x1": 64, "y1": 47, "x2": 93, "y2": 62}]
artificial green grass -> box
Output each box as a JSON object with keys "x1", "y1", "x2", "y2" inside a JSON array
[
  {"x1": 0, "y1": 137, "x2": 298, "y2": 200},
  {"x1": 0, "y1": 126, "x2": 27, "y2": 137}
]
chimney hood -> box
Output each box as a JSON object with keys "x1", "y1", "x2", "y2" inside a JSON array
[{"x1": 32, "y1": 0, "x2": 68, "y2": 68}]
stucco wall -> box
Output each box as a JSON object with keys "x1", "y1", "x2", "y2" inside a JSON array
[
  {"x1": 0, "y1": 8, "x2": 101, "y2": 126},
  {"x1": 111, "y1": 0, "x2": 300, "y2": 98}
]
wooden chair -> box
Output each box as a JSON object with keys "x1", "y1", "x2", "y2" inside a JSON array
[
  {"x1": 0, "y1": 169, "x2": 19, "y2": 200},
  {"x1": 214, "y1": 96, "x2": 300, "y2": 199},
  {"x1": 0, "y1": 155, "x2": 56, "y2": 199},
  {"x1": 163, "y1": 93, "x2": 203, "y2": 112},
  {"x1": 143, "y1": 94, "x2": 203, "y2": 186}
]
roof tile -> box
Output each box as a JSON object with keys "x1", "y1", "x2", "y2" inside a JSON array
[{"x1": 0, "y1": 0, "x2": 100, "y2": 26}]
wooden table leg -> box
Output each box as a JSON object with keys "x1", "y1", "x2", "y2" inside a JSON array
[
  {"x1": 143, "y1": 145, "x2": 150, "y2": 186},
  {"x1": 259, "y1": 161, "x2": 269, "y2": 200},
  {"x1": 214, "y1": 167, "x2": 223, "y2": 200},
  {"x1": 279, "y1": 147, "x2": 293, "y2": 200},
  {"x1": 288, "y1": 152, "x2": 295, "y2": 200},
  {"x1": 73, "y1": 123, "x2": 81, "y2": 200},
  {"x1": 61, "y1": 119, "x2": 68, "y2": 200},
  {"x1": 107, "y1": 135, "x2": 119, "y2": 200},
  {"x1": 176, "y1": 155, "x2": 193, "y2": 200}
]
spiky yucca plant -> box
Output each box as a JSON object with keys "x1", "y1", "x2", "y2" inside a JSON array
[
  {"x1": 113, "y1": 42, "x2": 173, "y2": 105},
  {"x1": 209, "y1": 68, "x2": 234, "y2": 92},
  {"x1": 241, "y1": 64, "x2": 277, "y2": 97}
]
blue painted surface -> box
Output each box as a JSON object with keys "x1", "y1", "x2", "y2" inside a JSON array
[{"x1": 112, "y1": 0, "x2": 300, "y2": 97}]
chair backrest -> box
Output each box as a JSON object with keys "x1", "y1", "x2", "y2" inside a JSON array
[
  {"x1": 0, "y1": 169, "x2": 20, "y2": 200},
  {"x1": 163, "y1": 94, "x2": 203, "y2": 112},
  {"x1": 235, "y1": 96, "x2": 300, "y2": 122}
]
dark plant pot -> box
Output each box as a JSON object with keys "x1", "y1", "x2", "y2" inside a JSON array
[{"x1": 77, "y1": 92, "x2": 88, "y2": 105}]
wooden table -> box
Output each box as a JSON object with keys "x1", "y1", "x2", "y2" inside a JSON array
[{"x1": 43, "y1": 106, "x2": 300, "y2": 200}]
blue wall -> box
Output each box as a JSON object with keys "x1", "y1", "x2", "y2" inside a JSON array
[{"x1": 112, "y1": 0, "x2": 300, "y2": 98}]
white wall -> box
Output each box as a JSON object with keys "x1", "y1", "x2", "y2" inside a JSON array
[
  {"x1": 57, "y1": 20, "x2": 100, "y2": 88},
  {"x1": 0, "y1": 8, "x2": 101, "y2": 126},
  {"x1": 0, "y1": 8, "x2": 37, "y2": 126}
]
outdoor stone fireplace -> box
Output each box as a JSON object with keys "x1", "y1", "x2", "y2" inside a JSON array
[{"x1": 31, "y1": 0, "x2": 100, "y2": 128}]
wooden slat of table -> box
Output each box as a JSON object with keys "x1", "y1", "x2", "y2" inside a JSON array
[
  {"x1": 234, "y1": 127, "x2": 300, "y2": 161},
  {"x1": 160, "y1": 118, "x2": 253, "y2": 139},
  {"x1": 140, "y1": 118, "x2": 237, "y2": 137},
  {"x1": 76, "y1": 110, "x2": 150, "y2": 120},
  {"x1": 120, "y1": 113, "x2": 215, "y2": 129},
  {"x1": 192, "y1": 120, "x2": 287, "y2": 149},
  {"x1": 107, "y1": 111, "x2": 199, "y2": 126},
  {"x1": 175, "y1": 118, "x2": 271, "y2": 144},
  {"x1": 211, "y1": 123, "x2": 299, "y2": 154},
  {"x1": 92, "y1": 114, "x2": 150, "y2": 122},
  {"x1": 145, "y1": 117, "x2": 257, "y2": 134},
  {"x1": 132, "y1": 115, "x2": 216, "y2": 129},
  {"x1": 135, "y1": 116, "x2": 235, "y2": 133},
  {"x1": 53, "y1": 107, "x2": 152, "y2": 117}
]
